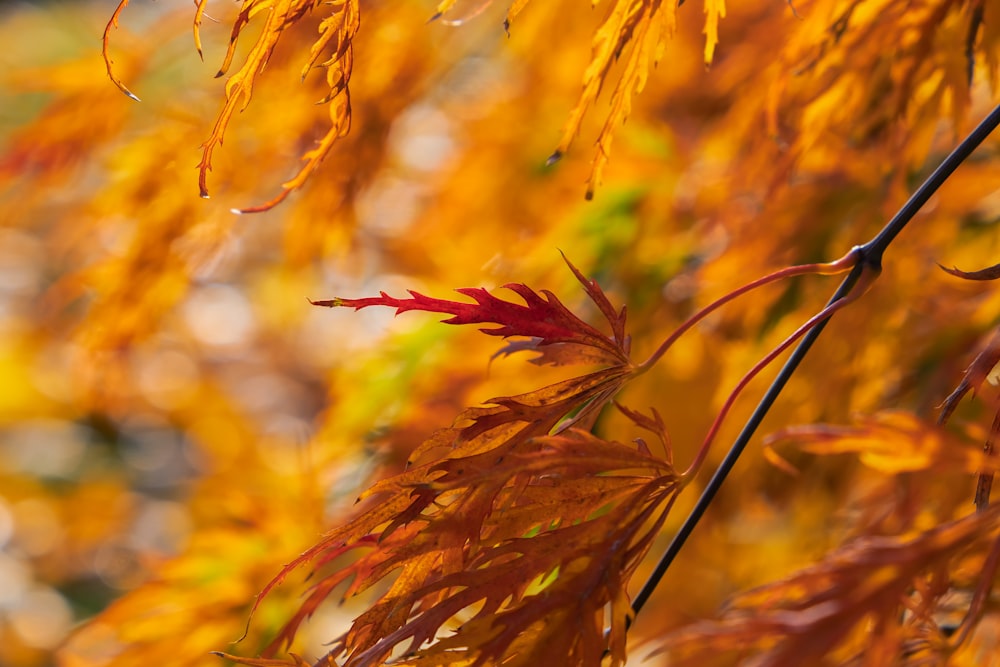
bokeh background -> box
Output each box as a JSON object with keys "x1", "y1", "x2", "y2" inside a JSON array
[{"x1": 3, "y1": 0, "x2": 1000, "y2": 665}]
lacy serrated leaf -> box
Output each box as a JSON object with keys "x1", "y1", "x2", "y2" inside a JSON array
[
  {"x1": 549, "y1": 0, "x2": 677, "y2": 199},
  {"x1": 201, "y1": 0, "x2": 360, "y2": 211},
  {"x1": 239, "y1": 262, "x2": 659, "y2": 665},
  {"x1": 387, "y1": 474, "x2": 677, "y2": 667},
  {"x1": 660, "y1": 505, "x2": 1000, "y2": 667},
  {"x1": 311, "y1": 256, "x2": 630, "y2": 366},
  {"x1": 265, "y1": 431, "x2": 678, "y2": 667},
  {"x1": 104, "y1": 0, "x2": 358, "y2": 211}
]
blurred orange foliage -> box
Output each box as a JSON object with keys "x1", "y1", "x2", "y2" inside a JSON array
[{"x1": 1, "y1": 0, "x2": 1000, "y2": 665}]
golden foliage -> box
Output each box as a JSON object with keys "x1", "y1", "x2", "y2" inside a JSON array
[
  {"x1": 105, "y1": 0, "x2": 360, "y2": 211},
  {"x1": 768, "y1": 411, "x2": 1000, "y2": 476},
  {"x1": 3, "y1": 0, "x2": 1000, "y2": 666},
  {"x1": 548, "y1": 0, "x2": 678, "y2": 199}
]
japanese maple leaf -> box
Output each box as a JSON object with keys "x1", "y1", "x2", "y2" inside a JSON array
[
  {"x1": 219, "y1": 259, "x2": 666, "y2": 667},
  {"x1": 311, "y1": 254, "x2": 630, "y2": 368}
]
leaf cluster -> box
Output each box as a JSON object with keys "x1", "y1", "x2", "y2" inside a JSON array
[{"x1": 221, "y1": 260, "x2": 682, "y2": 666}]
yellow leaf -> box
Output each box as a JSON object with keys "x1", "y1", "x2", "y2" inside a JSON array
[{"x1": 702, "y1": 0, "x2": 726, "y2": 64}]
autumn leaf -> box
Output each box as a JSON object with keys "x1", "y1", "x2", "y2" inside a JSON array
[
  {"x1": 940, "y1": 261, "x2": 1000, "y2": 281},
  {"x1": 201, "y1": 0, "x2": 360, "y2": 212},
  {"x1": 660, "y1": 504, "x2": 1000, "y2": 667},
  {"x1": 101, "y1": 0, "x2": 741, "y2": 209},
  {"x1": 252, "y1": 430, "x2": 678, "y2": 667},
  {"x1": 766, "y1": 411, "x2": 1000, "y2": 476},
  {"x1": 311, "y1": 254, "x2": 630, "y2": 368},
  {"x1": 104, "y1": 0, "x2": 359, "y2": 212},
  {"x1": 99, "y1": 0, "x2": 709, "y2": 211},
  {"x1": 549, "y1": 0, "x2": 677, "y2": 199},
  {"x1": 224, "y1": 262, "x2": 668, "y2": 666}
]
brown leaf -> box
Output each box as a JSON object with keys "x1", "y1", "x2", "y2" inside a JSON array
[
  {"x1": 939, "y1": 327, "x2": 1000, "y2": 425},
  {"x1": 661, "y1": 505, "x2": 1000, "y2": 667},
  {"x1": 235, "y1": 264, "x2": 648, "y2": 665},
  {"x1": 314, "y1": 431, "x2": 679, "y2": 667},
  {"x1": 939, "y1": 262, "x2": 1000, "y2": 281}
]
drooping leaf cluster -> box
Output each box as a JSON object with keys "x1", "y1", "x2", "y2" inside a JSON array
[{"x1": 221, "y1": 260, "x2": 678, "y2": 667}]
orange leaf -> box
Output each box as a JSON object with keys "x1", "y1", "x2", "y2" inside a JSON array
[
  {"x1": 102, "y1": 0, "x2": 141, "y2": 101},
  {"x1": 767, "y1": 411, "x2": 998, "y2": 476},
  {"x1": 661, "y1": 505, "x2": 1000, "y2": 666},
  {"x1": 549, "y1": 0, "x2": 677, "y2": 199},
  {"x1": 312, "y1": 431, "x2": 678, "y2": 667},
  {"x1": 211, "y1": 651, "x2": 312, "y2": 667}
]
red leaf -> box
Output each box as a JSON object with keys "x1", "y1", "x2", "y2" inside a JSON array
[{"x1": 311, "y1": 256, "x2": 629, "y2": 366}]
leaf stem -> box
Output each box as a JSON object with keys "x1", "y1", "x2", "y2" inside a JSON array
[
  {"x1": 637, "y1": 254, "x2": 855, "y2": 373},
  {"x1": 629, "y1": 100, "x2": 1000, "y2": 624},
  {"x1": 681, "y1": 263, "x2": 878, "y2": 479}
]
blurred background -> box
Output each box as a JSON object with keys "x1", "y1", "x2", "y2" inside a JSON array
[{"x1": 2, "y1": 0, "x2": 1000, "y2": 665}]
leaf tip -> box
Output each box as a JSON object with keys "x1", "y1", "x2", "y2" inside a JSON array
[
  {"x1": 110, "y1": 77, "x2": 141, "y2": 102},
  {"x1": 427, "y1": 11, "x2": 442, "y2": 23},
  {"x1": 545, "y1": 150, "x2": 563, "y2": 166},
  {"x1": 309, "y1": 298, "x2": 343, "y2": 308},
  {"x1": 230, "y1": 208, "x2": 243, "y2": 215},
  {"x1": 938, "y1": 261, "x2": 1000, "y2": 281}
]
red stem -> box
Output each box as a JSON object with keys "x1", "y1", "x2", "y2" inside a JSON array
[
  {"x1": 637, "y1": 250, "x2": 858, "y2": 374},
  {"x1": 683, "y1": 264, "x2": 878, "y2": 478}
]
